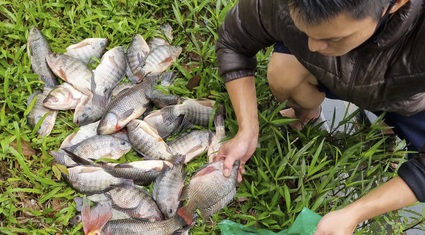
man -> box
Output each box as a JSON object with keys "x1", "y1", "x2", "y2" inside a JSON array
[{"x1": 215, "y1": 0, "x2": 425, "y2": 234}]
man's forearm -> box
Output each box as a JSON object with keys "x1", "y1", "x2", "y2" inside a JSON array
[
  {"x1": 225, "y1": 76, "x2": 259, "y2": 136},
  {"x1": 344, "y1": 176, "x2": 418, "y2": 225}
]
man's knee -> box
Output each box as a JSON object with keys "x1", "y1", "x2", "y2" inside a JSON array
[{"x1": 267, "y1": 53, "x2": 312, "y2": 95}]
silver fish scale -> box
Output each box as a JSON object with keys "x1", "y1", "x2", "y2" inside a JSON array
[
  {"x1": 60, "y1": 121, "x2": 99, "y2": 148},
  {"x1": 93, "y1": 46, "x2": 126, "y2": 97},
  {"x1": 66, "y1": 135, "x2": 131, "y2": 160},
  {"x1": 141, "y1": 45, "x2": 182, "y2": 77},
  {"x1": 126, "y1": 120, "x2": 174, "y2": 161},
  {"x1": 107, "y1": 185, "x2": 163, "y2": 221},
  {"x1": 152, "y1": 156, "x2": 185, "y2": 219},
  {"x1": 27, "y1": 27, "x2": 59, "y2": 88},
  {"x1": 126, "y1": 34, "x2": 150, "y2": 79},
  {"x1": 183, "y1": 161, "x2": 238, "y2": 220},
  {"x1": 46, "y1": 54, "x2": 93, "y2": 96},
  {"x1": 43, "y1": 82, "x2": 83, "y2": 110},
  {"x1": 73, "y1": 93, "x2": 107, "y2": 126},
  {"x1": 143, "y1": 110, "x2": 184, "y2": 138},
  {"x1": 97, "y1": 77, "x2": 158, "y2": 134},
  {"x1": 67, "y1": 166, "x2": 130, "y2": 194},
  {"x1": 65, "y1": 38, "x2": 109, "y2": 64},
  {"x1": 183, "y1": 100, "x2": 213, "y2": 126},
  {"x1": 168, "y1": 130, "x2": 211, "y2": 162},
  {"x1": 103, "y1": 216, "x2": 185, "y2": 235},
  {"x1": 103, "y1": 161, "x2": 168, "y2": 186}
]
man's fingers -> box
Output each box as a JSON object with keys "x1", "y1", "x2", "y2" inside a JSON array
[{"x1": 223, "y1": 157, "x2": 235, "y2": 177}]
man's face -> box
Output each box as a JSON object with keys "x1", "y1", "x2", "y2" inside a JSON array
[{"x1": 290, "y1": 11, "x2": 379, "y2": 56}]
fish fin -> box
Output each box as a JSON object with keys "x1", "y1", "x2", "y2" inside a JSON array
[
  {"x1": 85, "y1": 200, "x2": 113, "y2": 235},
  {"x1": 91, "y1": 93, "x2": 109, "y2": 108},
  {"x1": 63, "y1": 149, "x2": 94, "y2": 166},
  {"x1": 179, "y1": 185, "x2": 189, "y2": 201},
  {"x1": 81, "y1": 196, "x2": 92, "y2": 235},
  {"x1": 177, "y1": 205, "x2": 194, "y2": 225},
  {"x1": 120, "y1": 109, "x2": 134, "y2": 120},
  {"x1": 159, "y1": 71, "x2": 176, "y2": 87},
  {"x1": 113, "y1": 163, "x2": 134, "y2": 169},
  {"x1": 172, "y1": 213, "x2": 198, "y2": 235},
  {"x1": 159, "y1": 105, "x2": 180, "y2": 126}
]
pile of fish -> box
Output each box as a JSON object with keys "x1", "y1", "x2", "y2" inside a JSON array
[{"x1": 26, "y1": 25, "x2": 239, "y2": 234}]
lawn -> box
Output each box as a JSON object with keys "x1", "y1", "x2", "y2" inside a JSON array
[{"x1": 0, "y1": 0, "x2": 423, "y2": 234}]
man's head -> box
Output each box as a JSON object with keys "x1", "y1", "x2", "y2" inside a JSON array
[{"x1": 288, "y1": 0, "x2": 409, "y2": 56}]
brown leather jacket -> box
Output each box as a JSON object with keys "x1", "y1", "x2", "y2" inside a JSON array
[{"x1": 216, "y1": 0, "x2": 425, "y2": 116}]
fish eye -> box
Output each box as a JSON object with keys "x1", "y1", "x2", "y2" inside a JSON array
[{"x1": 168, "y1": 209, "x2": 173, "y2": 214}]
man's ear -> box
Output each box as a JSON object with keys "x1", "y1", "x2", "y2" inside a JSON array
[{"x1": 389, "y1": 0, "x2": 410, "y2": 14}]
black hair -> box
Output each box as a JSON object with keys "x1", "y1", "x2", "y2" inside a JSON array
[{"x1": 288, "y1": 0, "x2": 391, "y2": 26}]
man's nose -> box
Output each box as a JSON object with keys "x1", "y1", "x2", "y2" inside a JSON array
[{"x1": 308, "y1": 38, "x2": 328, "y2": 52}]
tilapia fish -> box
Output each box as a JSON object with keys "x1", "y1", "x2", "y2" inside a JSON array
[
  {"x1": 126, "y1": 119, "x2": 175, "y2": 162},
  {"x1": 102, "y1": 216, "x2": 187, "y2": 235},
  {"x1": 126, "y1": 34, "x2": 150, "y2": 83},
  {"x1": 160, "y1": 98, "x2": 215, "y2": 127},
  {"x1": 145, "y1": 72, "x2": 181, "y2": 108},
  {"x1": 64, "y1": 135, "x2": 131, "y2": 161},
  {"x1": 27, "y1": 87, "x2": 58, "y2": 137},
  {"x1": 101, "y1": 160, "x2": 173, "y2": 186},
  {"x1": 60, "y1": 121, "x2": 100, "y2": 148},
  {"x1": 148, "y1": 37, "x2": 170, "y2": 50},
  {"x1": 106, "y1": 184, "x2": 163, "y2": 222},
  {"x1": 27, "y1": 26, "x2": 59, "y2": 88},
  {"x1": 73, "y1": 92, "x2": 107, "y2": 126},
  {"x1": 43, "y1": 82, "x2": 83, "y2": 110},
  {"x1": 153, "y1": 155, "x2": 186, "y2": 219},
  {"x1": 177, "y1": 160, "x2": 240, "y2": 224},
  {"x1": 168, "y1": 130, "x2": 213, "y2": 163},
  {"x1": 45, "y1": 53, "x2": 93, "y2": 96},
  {"x1": 63, "y1": 165, "x2": 133, "y2": 194},
  {"x1": 138, "y1": 45, "x2": 182, "y2": 79},
  {"x1": 143, "y1": 109, "x2": 186, "y2": 138},
  {"x1": 92, "y1": 46, "x2": 126, "y2": 107},
  {"x1": 65, "y1": 38, "x2": 109, "y2": 64},
  {"x1": 97, "y1": 76, "x2": 158, "y2": 135}
]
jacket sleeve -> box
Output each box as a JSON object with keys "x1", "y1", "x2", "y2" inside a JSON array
[
  {"x1": 398, "y1": 153, "x2": 425, "y2": 202},
  {"x1": 216, "y1": 0, "x2": 277, "y2": 82}
]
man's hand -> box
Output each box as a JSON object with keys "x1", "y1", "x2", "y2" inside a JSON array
[
  {"x1": 215, "y1": 130, "x2": 258, "y2": 182},
  {"x1": 314, "y1": 209, "x2": 357, "y2": 235}
]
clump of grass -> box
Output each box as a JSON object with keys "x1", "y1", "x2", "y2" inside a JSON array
[{"x1": 0, "y1": 0, "x2": 423, "y2": 234}]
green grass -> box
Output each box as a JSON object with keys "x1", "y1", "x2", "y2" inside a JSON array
[{"x1": 0, "y1": 0, "x2": 423, "y2": 234}]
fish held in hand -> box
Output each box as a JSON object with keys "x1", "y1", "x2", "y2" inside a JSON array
[{"x1": 177, "y1": 160, "x2": 240, "y2": 225}]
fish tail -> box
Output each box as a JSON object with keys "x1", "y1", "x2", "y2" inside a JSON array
[
  {"x1": 177, "y1": 205, "x2": 194, "y2": 225},
  {"x1": 159, "y1": 71, "x2": 176, "y2": 86}
]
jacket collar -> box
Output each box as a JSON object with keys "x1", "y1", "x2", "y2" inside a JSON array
[{"x1": 371, "y1": 0, "x2": 422, "y2": 49}]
